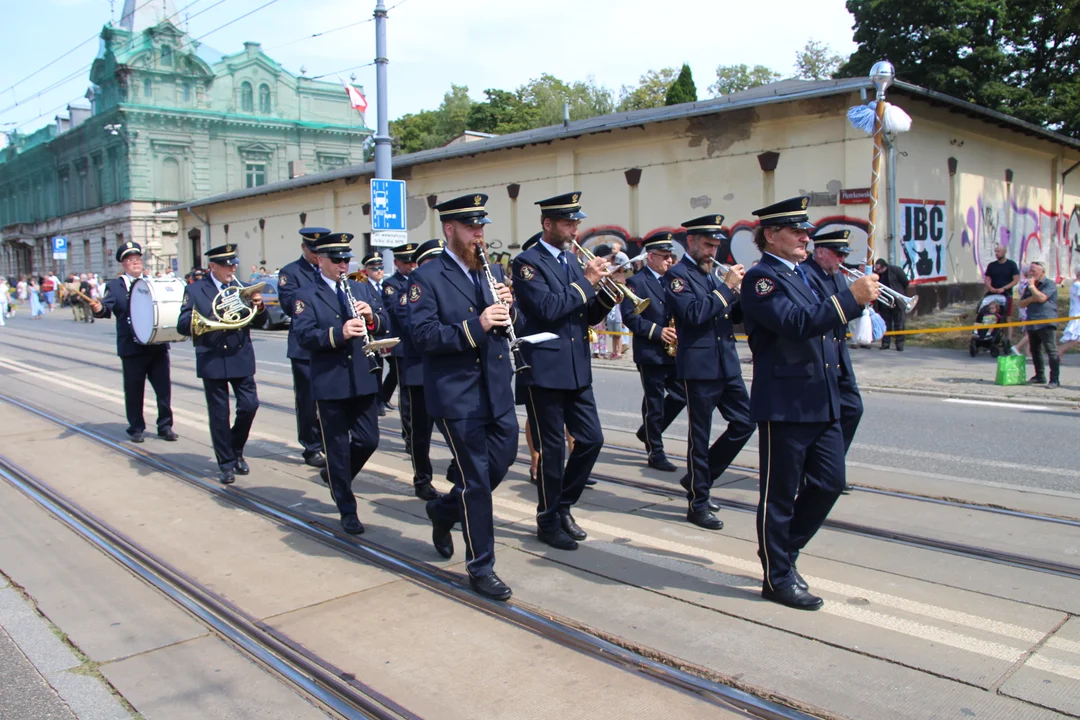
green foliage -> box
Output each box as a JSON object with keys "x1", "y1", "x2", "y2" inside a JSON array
[
  {"x1": 707, "y1": 64, "x2": 782, "y2": 97},
  {"x1": 664, "y1": 63, "x2": 697, "y2": 105},
  {"x1": 617, "y1": 67, "x2": 678, "y2": 111},
  {"x1": 838, "y1": 0, "x2": 1080, "y2": 136},
  {"x1": 795, "y1": 40, "x2": 844, "y2": 80}
]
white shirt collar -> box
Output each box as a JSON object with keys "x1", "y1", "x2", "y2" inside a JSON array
[
  {"x1": 539, "y1": 238, "x2": 564, "y2": 260},
  {"x1": 765, "y1": 252, "x2": 797, "y2": 271},
  {"x1": 648, "y1": 267, "x2": 664, "y2": 281},
  {"x1": 444, "y1": 246, "x2": 473, "y2": 276},
  {"x1": 320, "y1": 273, "x2": 339, "y2": 290}
]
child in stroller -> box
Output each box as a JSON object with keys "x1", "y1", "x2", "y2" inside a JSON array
[{"x1": 969, "y1": 294, "x2": 1012, "y2": 357}]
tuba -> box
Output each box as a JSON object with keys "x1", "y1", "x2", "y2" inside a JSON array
[{"x1": 190, "y1": 282, "x2": 266, "y2": 337}]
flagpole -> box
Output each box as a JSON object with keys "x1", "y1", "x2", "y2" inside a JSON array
[
  {"x1": 373, "y1": 0, "x2": 391, "y2": 180},
  {"x1": 866, "y1": 60, "x2": 894, "y2": 265}
]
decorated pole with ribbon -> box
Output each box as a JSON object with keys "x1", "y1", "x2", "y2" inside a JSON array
[{"x1": 866, "y1": 60, "x2": 895, "y2": 264}]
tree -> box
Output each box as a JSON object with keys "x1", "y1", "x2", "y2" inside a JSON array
[
  {"x1": 517, "y1": 73, "x2": 615, "y2": 126},
  {"x1": 664, "y1": 63, "x2": 697, "y2": 105},
  {"x1": 617, "y1": 67, "x2": 678, "y2": 111},
  {"x1": 433, "y1": 84, "x2": 473, "y2": 141},
  {"x1": 467, "y1": 88, "x2": 535, "y2": 135},
  {"x1": 837, "y1": 0, "x2": 1080, "y2": 136},
  {"x1": 795, "y1": 40, "x2": 843, "y2": 80},
  {"x1": 707, "y1": 64, "x2": 781, "y2": 96},
  {"x1": 389, "y1": 109, "x2": 441, "y2": 154}
]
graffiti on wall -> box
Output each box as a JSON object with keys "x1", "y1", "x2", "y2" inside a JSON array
[
  {"x1": 899, "y1": 199, "x2": 947, "y2": 285},
  {"x1": 962, "y1": 197, "x2": 1079, "y2": 282}
]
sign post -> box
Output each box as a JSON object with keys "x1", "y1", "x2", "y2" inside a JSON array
[
  {"x1": 51, "y1": 236, "x2": 68, "y2": 278},
  {"x1": 370, "y1": 178, "x2": 407, "y2": 248}
]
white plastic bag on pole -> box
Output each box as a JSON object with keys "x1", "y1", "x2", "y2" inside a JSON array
[{"x1": 852, "y1": 307, "x2": 874, "y2": 346}]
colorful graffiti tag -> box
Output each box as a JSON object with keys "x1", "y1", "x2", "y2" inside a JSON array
[{"x1": 962, "y1": 197, "x2": 1080, "y2": 282}]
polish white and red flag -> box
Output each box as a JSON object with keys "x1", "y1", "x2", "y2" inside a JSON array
[{"x1": 340, "y1": 78, "x2": 368, "y2": 115}]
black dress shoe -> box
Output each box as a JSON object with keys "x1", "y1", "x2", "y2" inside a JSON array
[
  {"x1": 128, "y1": 430, "x2": 144, "y2": 444},
  {"x1": 560, "y1": 511, "x2": 587, "y2": 541},
  {"x1": 304, "y1": 452, "x2": 327, "y2": 468},
  {"x1": 679, "y1": 475, "x2": 720, "y2": 512},
  {"x1": 383, "y1": 401, "x2": 396, "y2": 411},
  {"x1": 378, "y1": 405, "x2": 387, "y2": 417},
  {"x1": 469, "y1": 572, "x2": 512, "y2": 601},
  {"x1": 157, "y1": 429, "x2": 178, "y2": 441},
  {"x1": 219, "y1": 469, "x2": 235, "y2": 485},
  {"x1": 234, "y1": 457, "x2": 250, "y2": 475},
  {"x1": 686, "y1": 508, "x2": 724, "y2": 530},
  {"x1": 426, "y1": 500, "x2": 454, "y2": 559},
  {"x1": 340, "y1": 514, "x2": 365, "y2": 535},
  {"x1": 792, "y1": 567, "x2": 809, "y2": 591},
  {"x1": 648, "y1": 456, "x2": 678, "y2": 472},
  {"x1": 319, "y1": 467, "x2": 329, "y2": 486},
  {"x1": 1029, "y1": 375, "x2": 1047, "y2": 385},
  {"x1": 537, "y1": 526, "x2": 579, "y2": 551},
  {"x1": 635, "y1": 427, "x2": 647, "y2": 445},
  {"x1": 583, "y1": 477, "x2": 597, "y2": 487},
  {"x1": 762, "y1": 583, "x2": 823, "y2": 610},
  {"x1": 414, "y1": 482, "x2": 439, "y2": 501}
]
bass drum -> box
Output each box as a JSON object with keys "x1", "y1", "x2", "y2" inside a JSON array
[{"x1": 130, "y1": 277, "x2": 187, "y2": 344}]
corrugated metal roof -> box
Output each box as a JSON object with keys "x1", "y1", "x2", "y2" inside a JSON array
[{"x1": 160, "y1": 77, "x2": 1080, "y2": 214}]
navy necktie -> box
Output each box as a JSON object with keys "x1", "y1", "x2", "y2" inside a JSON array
[
  {"x1": 469, "y1": 270, "x2": 485, "y2": 306},
  {"x1": 559, "y1": 252, "x2": 571, "y2": 282},
  {"x1": 336, "y1": 281, "x2": 350, "y2": 317},
  {"x1": 794, "y1": 265, "x2": 820, "y2": 300}
]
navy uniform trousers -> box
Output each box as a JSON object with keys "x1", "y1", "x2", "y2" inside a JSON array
[
  {"x1": 204, "y1": 376, "x2": 259, "y2": 471},
  {"x1": 524, "y1": 385, "x2": 604, "y2": 530},
  {"x1": 638, "y1": 364, "x2": 686, "y2": 460},
  {"x1": 428, "y1": 410, "x2": 518, "y2": 576},
  {"x1": 400, "y1": 382, "x2": 432, "y2": 488},
  {"x1": 290, "y1": 359, "x2": 322, "y2": 458},
  {"x1": 123, "y1": 353, "x2": 173, "y2": 435},
  {"x1": 757, "y1": 419, "x2": 846, "y2": 590},
  {"x1": 317, "y1": 394, "x2": 379, "y2": 518},
  {"x1": 683, "y1": 377, "x2": 754, "y2": 512},
  {"x1": 381, "y1": 357, "x2": 399, "y2": 405}
]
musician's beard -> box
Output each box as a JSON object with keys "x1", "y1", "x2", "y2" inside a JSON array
[{"x1": 450, "y1": 235, "x2": 485, "y2": 272}]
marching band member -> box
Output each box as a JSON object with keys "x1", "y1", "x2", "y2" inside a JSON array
[
  {"x1": 410, "y1": 194, "x2": 520, "y2": 600},
  {"x1": 176, "y1": 244, "x2": 263, "y2": 485},
  {"x1": 392, "y1": 240, "x2": 442, "y2": 501},
  {"x1": 512, "y1": 192, "x2": 615, "y2": 551},
  {"x1": 803, "y1": 230, "x2": 864, "y2": 457},
  {"x1": 665, "y1": 216, "x2": 753, "y2": 530},
  {"x1": 382, "y1": 243, "x2": 418, "y2": 443},
  {"x1": 362, "y1": 252, "x2": 392, "y2": 416},
  {"x1": 277, "y1": 227, "x2": 331, "y2": 469},
  {"x1": 289, "y1": 232, "x2": 389, "y2": 535},
  {"x1": 740, "y1": 197, "x2": 880, "y2": 610},
  {"x1": 90, "y1": 241, "x2": 177, "y2": 444},
  {"x1": 621, "y1": 231, "x2": 685, "y2": 472}
]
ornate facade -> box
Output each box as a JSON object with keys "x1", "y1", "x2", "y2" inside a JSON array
[{"x1": 0, "y1": 2, "x2": 371, "y2": 278}]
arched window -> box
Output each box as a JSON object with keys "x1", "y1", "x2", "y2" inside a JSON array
[
  {"x1": 258, "y1": 84, "x2": 271, "y2": 114},
  {"x1": 161, "y1": 45, "x2": 172, "y2": 66},
  {"x1": 240, "y1": 81, "x2": 254, "y2": 112}
]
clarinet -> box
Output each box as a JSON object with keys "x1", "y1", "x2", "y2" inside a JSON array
[
  {"x1": 475, "y1": 242, "x2": 530, "y2": 374},
  {"x1": 339, "y1": 272, "x2": 381, "y2": 375}
]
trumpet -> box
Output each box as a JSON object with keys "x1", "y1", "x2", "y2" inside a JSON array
[
  {"x1": 476, "y1": 242, "x2": 530, "y2": 374},
  {"x1": 839, "y1": 266, "x2": 918, "y2": 313},
  {"x1": 190, "y1": 282, "x2": 266, "y2": 337},
  {"x1": 571, "y1": 240, "x2": 650, "y2": 315},
  {"x1": 711, "y1": 262, "x2": 742, "y2": 293},
  {"x1": 339, "y1": 272, "x2": 399, "y2": 373},
  {"x1": 664, "y1": 316, "x2": 677, "y2": 357}
]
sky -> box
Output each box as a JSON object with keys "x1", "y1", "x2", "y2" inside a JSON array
[{"x1": 0, "y1": 0, "x2": 859, "y2": 148}]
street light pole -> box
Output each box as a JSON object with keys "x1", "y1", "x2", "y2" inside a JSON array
[{"x1": 373, "y1": 0, "x2": 391, "y2": 180}]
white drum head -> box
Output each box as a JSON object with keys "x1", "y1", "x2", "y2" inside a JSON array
[
  {"x1": 129, "y1": 279, "x2": 157, "y2": 344},
  {"x1": 130, "y1": 278, "x2": 186, "y2": 344}
]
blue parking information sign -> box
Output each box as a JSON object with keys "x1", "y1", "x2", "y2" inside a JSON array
[
  {"x1": 370, "y1": 179, "x2": 407, "y2": 247},
  {"x1": 51, "y1": 236, "x2": 68, "y2": 260}
]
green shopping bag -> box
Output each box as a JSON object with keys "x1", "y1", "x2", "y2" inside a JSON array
[{"x1": 995, "y1": 354, "x2": 1026, "y2": 386}]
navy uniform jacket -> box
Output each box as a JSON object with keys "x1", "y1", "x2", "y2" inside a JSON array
[
  {"x1": 94, "y1": 276, "x2": 169, "y2": 358},
  {"x1": 409, "y1": 252, "x2": 520, "y2": 420},
  {"x1": 382, "y1": 271, "x2": 409, "y2": 357},
  {"x1": 740, "y1": 255, "x2": 862, "y2": 423},
  {"x1": 511, "y1": 243, "x2": 614, "y2": 390},
  {"x1": 803, "y1": 257, "x2": 857, "y2": 379},
  {"x1": 176, "y1": 276, "x2": 261, "y2": 380},
  {"x1": 394, "y1": 279, "x2": 424, "y2": 387},
  {"x1": 278, "y1": 256, "x2": 322, "y2": 361},
  {"x1": 289, "y1": 276, "x2": 389, "y2": 401},
  {"x1": 665, "y1": 256, "x2": 741, "y2": 381},
  {"x1": 621, "y1": 268, "x2": 673, "y2": 366}
]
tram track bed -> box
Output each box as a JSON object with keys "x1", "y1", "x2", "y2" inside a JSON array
[{"x1": 1, "y1": 369, "x2": 1079, "y2": 717}]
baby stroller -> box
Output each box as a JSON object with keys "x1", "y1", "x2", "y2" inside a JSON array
[{"x1": 969, "y1": 294, "x2": 1011, "y2": 357}]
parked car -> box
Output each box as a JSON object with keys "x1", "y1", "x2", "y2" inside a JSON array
[{"x1": 251, "y1": 274, "x2": 289, "y2": 330}]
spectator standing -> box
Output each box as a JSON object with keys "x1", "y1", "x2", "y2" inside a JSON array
[
  {"x1": 65, "y1": 275, "x2": 84, "y2": 322},
  {"x1": 29, "y1": 278, "x2": 44, "y2": 319},
  {"x1": 984, "y1": 245, "x2": 1021, "y2": 341},
  {"x1": 873, "y1": 258, "x2": 911, "y2": 351},
  {"x1": 0, "y1": 277, "x2": 9, "y2": 325},
  {"x1": 1018, "y1": 261, "x2": 1060, "y2": 388},
  {"x1": 1058, "y1": 267, "x2": 1080, "y2": 360},
  {"x1": 40, "y1": 274, "x2": 56, "y2": 311}
]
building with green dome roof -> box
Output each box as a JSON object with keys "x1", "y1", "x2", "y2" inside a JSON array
[{"x1": 0, "y1": 0, "x2": 372, "y2": 278}]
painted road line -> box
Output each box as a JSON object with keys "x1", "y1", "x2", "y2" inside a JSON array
[{"x1": 943, "y1": 398, "x2": 1050, "y2": 411}]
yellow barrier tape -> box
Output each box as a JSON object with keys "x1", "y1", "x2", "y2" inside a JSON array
[{"x1": 594, "y1": 315, "x2": 1080, "y2": 341}]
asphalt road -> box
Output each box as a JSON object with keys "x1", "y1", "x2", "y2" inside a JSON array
[{"x1": 6, "y1": 313, "x2": 1078, "y2": 494}]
